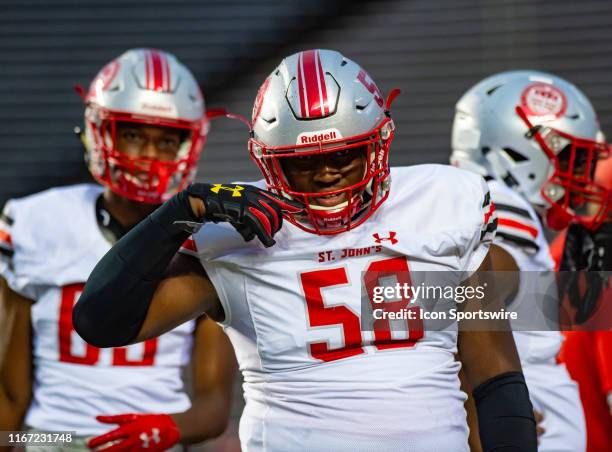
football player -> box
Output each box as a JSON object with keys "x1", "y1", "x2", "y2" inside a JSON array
[
  {"x1": 74, "y1": 49, "x2": 537, "y2": 451},
  {"x1": 555, "y1": 153, "x2": 612, "y2": 451},
  {"x1": 0, "y1": 48, "x2": 237, "y2": 451},
  {"x1": 450, "y1": 70, "x2": 611, "y2": 451}
]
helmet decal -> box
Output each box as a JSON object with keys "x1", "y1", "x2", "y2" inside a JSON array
[{"x1": 520, "y1": 82, "x2": 567, "y2": 120}]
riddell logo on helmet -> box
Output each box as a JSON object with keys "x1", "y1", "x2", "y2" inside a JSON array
[
  {"x1": 297, "y1": 128, "x2": 343, "y2": 145},
  {"x1": 141, "y1": 102, "x2": 173, "y2": 113}
]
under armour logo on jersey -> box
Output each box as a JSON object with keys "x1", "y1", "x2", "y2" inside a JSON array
[
  {"x1": 139, "y1": 428, "x2": 161, "y2": 448},
  {"x1": 210, "y1": 184, "x2": 245, "y2": 197},
  {"x1": 373, "y1": 231, "x2": 398, "y2": 245}
]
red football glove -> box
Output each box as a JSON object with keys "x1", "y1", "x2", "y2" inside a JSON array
[{"x1": 88, "y1": 413, "x2": 180, "y2": 452}]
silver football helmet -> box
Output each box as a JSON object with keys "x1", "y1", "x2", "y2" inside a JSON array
[
  {"x1": 451, "y1": 70, "x2": 610, "y2": 229},
  {"x1": 83, "y1": 48, "x2": 208, "y2": 203},
  {"x1": 249, "y1": 49, "x2": 398, "y2": 234}
]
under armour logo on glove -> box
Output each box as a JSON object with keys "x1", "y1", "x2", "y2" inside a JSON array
[
  {"x1": 186, "y1": 183, "x2": 304, "y2": 247},
  {"x1": 88, "y1": 413, "x2": 179, "y2": 452},
  {"x1": 139, "y1": 427, "x2": 161, "y2": 448}
]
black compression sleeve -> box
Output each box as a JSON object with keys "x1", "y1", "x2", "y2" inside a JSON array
[
  {"x1": 72, "y1": 190, "x2": 197, "y2": 347},
  {"x1": 473, "y1": 371, "x2": 537, "y2": 452}
]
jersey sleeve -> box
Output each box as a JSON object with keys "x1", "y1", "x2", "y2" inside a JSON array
[
  {"x1": 0, "y1": 201, "x2": 15, "y2": 275},
  {"x1": 494, "y1": 203, "x2": 540, "y2": 253},
  {"x1": 457, "y1": 176, "x2": 497, "y2": 273},
  {"x1": 178, "y1": 235, "x2": 199, "y2": 258},
  {"x1": 0, "y1": 200, "x2": 36, "y2": 299}
]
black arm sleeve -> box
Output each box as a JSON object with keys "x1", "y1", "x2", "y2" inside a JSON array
[
  {"x1": 72, "y1": 190, "x2": 197, "y2": 348},
  {"x1": 473, "y1": 371, "x2": 537, "y2": 452}
]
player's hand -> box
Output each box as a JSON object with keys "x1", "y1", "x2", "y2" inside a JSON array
[
  {"x1": 88, "y1": 413, "x2": 180, "y2": 452},
  {"x1": 534, "y1": 410, "x2": 545, "y2": 444},
  {"x1": 186, "y1": 183, "x2": 304, "y2": 247}
]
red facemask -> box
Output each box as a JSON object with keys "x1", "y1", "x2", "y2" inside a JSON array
[
  {"x1": 86, "y1": 109, "x2": 207, "y2": 204},
  {"x1": 249, "y1": 118, "x2": 395, "y2": 235},
  {"x1": 516, "y1": 106, "x2": 611, "y2": 230}
]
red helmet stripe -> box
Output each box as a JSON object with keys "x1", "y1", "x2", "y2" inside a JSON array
[
  {"x1": 302, "y1": 50, "x2": 322, "y2": 117},
  {"x1": 316, "y1": 50, "x2": 329, "y2": 115},
  {"x1": 162, "y1": 52, "x2": 171, "y2": 91},
  {"x1": 150, "y1": 50, "x2": 164, "y2": 91},
  {"x1": 297, "y1": 52, "x2": 307, "y2": 118},
  {"x1": 145, "y1": 50, "x2": 152, "y2": 90}
]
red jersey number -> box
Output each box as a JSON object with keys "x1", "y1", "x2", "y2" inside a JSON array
[
  {"x1": 58, "y1": 283, "x2": 157, "y2": 366},
  {"x1": 300, "y1": 256, "x2": 423, "y2": 362}
]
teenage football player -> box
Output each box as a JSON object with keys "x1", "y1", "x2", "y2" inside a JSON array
[
  {"x1": 555, "y1": 153, "x2": 612, "y2": 451},
  {"x1": 74, "y1": 49, "x2": 537, "y2": 451},
  {"x1": 0, "y1": 48, "x2": 237, "y2": 451},
  {"x1": 450, "y1": 70, "x2": 611, "y2": 451}
]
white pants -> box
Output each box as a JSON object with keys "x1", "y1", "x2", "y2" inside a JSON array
[{"x1": 524, "y1": 362, "x2": 586, "y2": 452}]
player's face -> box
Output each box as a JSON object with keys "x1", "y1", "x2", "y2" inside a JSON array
[
  {"x1": 116, "y1": 122, "x2": 184, "y2": 161},
  {"x1": 557, "y1": 144, "x2": 595, "y2": 208},
  {"x1": 281, "y1": 146, "x2": 367, "y2": 207}
]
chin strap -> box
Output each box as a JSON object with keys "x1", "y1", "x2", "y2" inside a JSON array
[{"x1": 206, "y1": 108, "x2": 252, "y2": 130}]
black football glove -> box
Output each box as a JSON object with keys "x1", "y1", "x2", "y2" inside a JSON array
[
  {"x1": 185, "y1": 183, "x2": 304, "y2": 247},
  {"x1": 559, "y1": 221, "x2": 612, "y2": 323}
]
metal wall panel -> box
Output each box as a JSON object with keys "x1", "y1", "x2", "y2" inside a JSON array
[
  {"x1": 1, "y1": 0, "x2": 611, "y2": 204},
  {"x1": 0, "y1": 0, "x2": 347, "y2": 204},
  {"x1": 200, "y1": 0, "x2": 612, "y2": 184}
]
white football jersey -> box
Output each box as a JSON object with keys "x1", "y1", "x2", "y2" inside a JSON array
[
  {"x1": 185, "y1": 165, "x2": 496, "y2": 451},
  {"x1": 487, "y1": 180, "x2": 563, "y2": 364},
  {"x1": 0, "y1": 184, "x2": 194, "y2": 435}
]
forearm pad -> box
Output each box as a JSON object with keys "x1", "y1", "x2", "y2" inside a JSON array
[
  {"x1": 473, "y1": 371, "x2": 537, "y2": 452},
  {"x1": 72, "y1": 191, "x2": 197, "y2": 347}
]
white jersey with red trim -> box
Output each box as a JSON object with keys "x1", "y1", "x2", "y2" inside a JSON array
[
  {"x1": 487, "y1": 180, "x2": 563, "y2": 363},
  {"x1": 488, "y1": 182, "x2": 586, "y2": 451},
  {"x1": 0, "y1": 184, "x2": 194, "y2": 435},
  {"x1": 185, "y1": 165, "x2": 496, "y2": 451}
]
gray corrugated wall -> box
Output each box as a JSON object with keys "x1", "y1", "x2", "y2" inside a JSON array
[
  {"x1": 1, "y1": 0, "x2": 611, "y2": 204},
  {"x1": 0, "y1": 0, "x2": 350, "y2": 205},
  {"x1": 200, "y1": 0, "x2": 612, "y2": 183}
]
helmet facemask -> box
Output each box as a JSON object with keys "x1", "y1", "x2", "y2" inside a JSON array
[
  {"x1": 516, "y1": 105, "x2": 610, "y2": 229},
  {"x1": 82, "y1": 48, "x2": 208, "y2": 204},
  {"x1": 86, "y1": 109, "x2": 207, "y2": 204},
  {"x1": 249, "y1": 117, "x2": 394, "y2": 234}
]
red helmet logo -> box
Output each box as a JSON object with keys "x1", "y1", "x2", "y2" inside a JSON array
[{"x1": 520, "y1": 83, "x2": 567, "y2": 119}]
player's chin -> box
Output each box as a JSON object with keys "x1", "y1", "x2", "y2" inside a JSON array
[{"x1": 312, "y1": 192, "x2": 348, "y2": 208}]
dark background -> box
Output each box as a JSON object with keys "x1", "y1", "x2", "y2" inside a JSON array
[{"x1": 2, "y1": 0, "x2": 612, "y2": 206}]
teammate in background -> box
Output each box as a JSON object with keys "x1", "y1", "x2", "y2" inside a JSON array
[
  {"x1": 0, "y1": 48, "x2": 236, "y2": 451},
  {"x1": 74, "y1": 49, "x2": 537, "y2": 451},
  {"x1": 450, "y1": 70, "x2": 611, "y2": 451},
  {"x1": 554, "y1": 154, "x2": 612, "y2": 451}
]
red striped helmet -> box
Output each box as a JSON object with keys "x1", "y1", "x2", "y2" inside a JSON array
[
  {"x1": 249, "y1": 49, "x2": 396, "y2": 234},
  {"x1": 84, "y1": 48, "x2": 208, "y2": 203}
]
